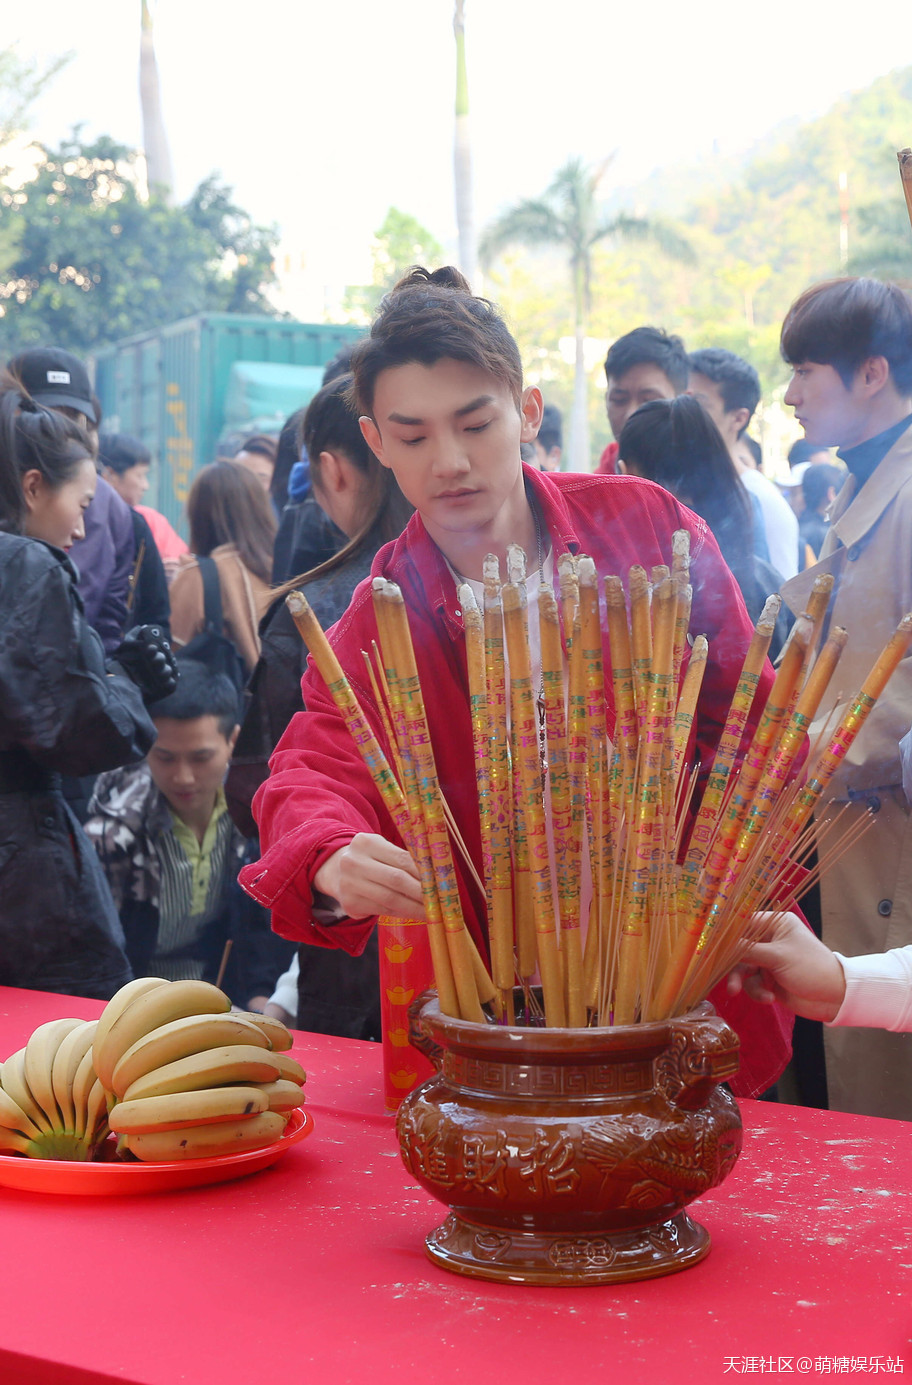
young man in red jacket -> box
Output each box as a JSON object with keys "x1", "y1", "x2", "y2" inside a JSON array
[{"x1": 240, "y1": 266, "x2": 791, "y2": 1097}]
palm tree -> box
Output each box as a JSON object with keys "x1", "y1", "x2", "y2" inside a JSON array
[
  {"x1": 480, "y1": 157, "x2": 693, "y2": 471},
  {"x1": 453, "y1": 1, "x2": 476, "y2": 283},
  {"x1": 139, "y1": 0, "x2": 174, "y2": 201}
]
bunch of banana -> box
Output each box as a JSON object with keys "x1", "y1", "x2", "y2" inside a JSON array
[
  {"x1": 94, "y1": 979, "x2": 306, "y2": 1163},
  {"x1": 0, "y1": 1018, "x2": 108, "y2": 1160}
]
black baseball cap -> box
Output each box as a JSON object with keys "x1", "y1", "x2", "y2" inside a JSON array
[{"x1": 7, "y1": 347, "x2": 97, "y2": 424}]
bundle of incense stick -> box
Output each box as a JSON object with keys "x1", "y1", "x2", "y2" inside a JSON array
[{"x1": 286, "y1": 549, "x2": 912, "y2": 1028}]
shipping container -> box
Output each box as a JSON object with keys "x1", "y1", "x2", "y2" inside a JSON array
[{"x1": 91, "y1": 314, "x2": 364, "y2": 534}]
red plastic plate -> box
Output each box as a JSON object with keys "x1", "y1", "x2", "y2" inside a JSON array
[{"x1": 0, "y1": 1107, "x2": 313, "y2": 1195}]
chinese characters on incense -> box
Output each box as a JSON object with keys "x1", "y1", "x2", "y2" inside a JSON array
[{"x1": 286, "y1": 537, "x2": 912, "y2": 1029}]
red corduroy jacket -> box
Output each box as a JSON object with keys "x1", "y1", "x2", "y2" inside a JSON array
[{"x1": 240, "y1": 466, "x2": 792, "y2": 1097}]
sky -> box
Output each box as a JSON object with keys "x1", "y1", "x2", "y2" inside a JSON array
[{"x1": 8, "y1": 0, "x2": 912, "y2": 313}]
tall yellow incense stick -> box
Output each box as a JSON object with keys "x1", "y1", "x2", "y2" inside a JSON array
[
  {"x1": 802, "y1": 574, "x2": 835, "y2": 667},
  {"x1": 697, "y1": 628, "x2": 849, "y2": 983},
  {"x1": 459, "y1": 583, "x2": 492, "y2": 910},
  {"x1": 286, "y1": 588, "x2": 460, "y2": 1017},
  {"x1": 285, "y1": 591, "x2": 406, "y2": 822},
  {"x1": 482, "y1": 557, "x2": 515, "y2": 1017},
  {"x1": 629, "y1": 566, "x2": 652, "y2": 735},
  {"x1": 654, "y1": 603, "x2": 777, "y2": 1016},
  {"x1": 638, "y1": 574, "x2": 679, "y2": 1020},
  {"x1": 671, "y1": 529, "x2": 691, "y2": 583},
  {"x1": 670, "y1": 624, "x2": 810, "y2": 1000},
  {"x1": 539, "y1": 583, "x2": 584, "y2": 1024},
  {"x1": 655, "y1": 618, "x2": 808, "y2": 1017},
  {"x1": 671, "y1": 634, "x2": 708, "y2": 787},
  {"x1": 578, "y1": 559, "x2": 611, "y2": 1014},
  {"x1": 504, "y1": 548, "x2": 538, "y2": 985},
  {"x1": 681, "y1": 598, "x2": 778, "y2": 882},
  {"x1": 374, "y1": 581, "x2": 487, "y2": 1022},
  {"x1": 614, "y1": 571, "x2": 674, "y2": 1024},
  {"x1": 503, "y1": 552, "x2": 565, "y2": 1027},
  {"x1": 558, "y1": 553, "x2": 579, "y2": 641},
  {"x1": 604, "y1": 576, "x2": 637, "y2": 818},
  {"x1": 680, "y1": 627, "x2": 848, "y2": 1008}
]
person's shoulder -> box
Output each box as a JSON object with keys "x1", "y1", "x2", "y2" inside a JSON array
[
  {"x1": 547, "y1": 469, "x2": 682, "y2": 513},
  {"x1": 0, "y1": 532, "x2": 75, "y2": 586},
  {"x1": 169, "y1": 552, "x2": 202, "y2": 589},
  {"x1": 88, "y1": 761, "x2": 160, "y2": 835}
]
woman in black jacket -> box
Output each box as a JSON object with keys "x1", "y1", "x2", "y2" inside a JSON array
[{"x1": 0, "y1": 374, "x2": 176, "y2": 999}]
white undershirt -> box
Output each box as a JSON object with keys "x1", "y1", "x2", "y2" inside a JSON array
[{"x1": 830, "y1": 947, "x2": 912, "y2": 1031}]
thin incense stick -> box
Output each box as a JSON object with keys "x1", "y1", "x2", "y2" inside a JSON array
[
  {"x1": 679, "y1": 627, "x2": 848, "y2": 1009},
  {"x1": 482, "y1": 557, "x2": 516, "y2": 1018},
  {"x1": 558, "y1": 553, "x2": 579, "y2": 643},
  {"x1": 503, "y1": 552, "x2": 565, "y2": 1027},
  {"x1": 629, "y1": 566, "x2": 652, "y2": 734},
  {"x1": 578, "y1": 559, "x2": 610, "y2": 1018},
  {"x1": 655, "y1": 619, "x2": 809, "y2": 1018},
  {"x1": 539, "y1": 582, "x2": 584, "y2": 1024},
  {"x1": 287, "y1": 587, "x2": 460, "y2": 1016},
  {"x1": 672, "y1": 634, "x2": 707, "y2": 787},
  {"x1": 374, "y1": 581, "x2": 486, "y2": 1021}
]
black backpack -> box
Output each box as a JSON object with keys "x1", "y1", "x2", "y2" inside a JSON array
[{"x1": 176, "y1": 555, "x2": 248, "y2": 694}]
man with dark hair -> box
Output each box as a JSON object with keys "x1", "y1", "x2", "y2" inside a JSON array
[
  {"x1": 798, "y1": 462, "x2": 843, "y2": 557},
  {"x1": 778, "y1": 276, "x2": 912, "y2": 1120},
  {"x1": 688, "y1": 346, "x2": 799, "y2": 579},
  {"x1": 788, "y1": 438, "x2": 833, "y2": 470},
  {"x1": 596, "y1": 327, "x2": 689, "y2": 473},
  {"x1": 85, "y1": 661, "x2": 292, "y2": 1006},
  {"x1": 530, "y1": 402, "x2": 563, "y2": 471}
]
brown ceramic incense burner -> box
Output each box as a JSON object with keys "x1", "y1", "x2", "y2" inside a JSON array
[{"x1": 397, "y1": 992, "x2": 742, "y2": 1285}]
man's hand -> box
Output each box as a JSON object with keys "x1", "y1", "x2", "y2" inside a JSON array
[
  {"x1": 728, "y1": 911, "x2": 847, "y2": 1022},
  {"x1": 314, "y1": 833, "x2": 425, "y2": 922}
]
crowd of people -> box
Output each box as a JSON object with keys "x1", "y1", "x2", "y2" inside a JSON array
[{"x1": 2, "y1": 267, "x2": 911, "y2": 1122}]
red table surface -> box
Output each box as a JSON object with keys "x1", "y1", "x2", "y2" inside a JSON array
[{"x1": 0, "y1": 986, "x2": 909, "y2": 1385}]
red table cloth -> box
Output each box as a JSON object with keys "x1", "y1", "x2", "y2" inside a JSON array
[{"x1": 0, "y1": 985, "x2": 908, "y2": 1384}]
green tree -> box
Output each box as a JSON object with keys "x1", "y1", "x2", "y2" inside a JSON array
[
  {"x1": 342, "y1": 206, "x2": 443, "y2": 322},
  {"x1": 0, "y1": 134, "x2": 279, "y2": 356},
  {"x1": 0, "y1": 45, "x2": 70, "y2": 153},
  {"x1": 480, "y1": 157, "x2": 693, "y2": 470},
  {"x1": 0, "y1": 45, "x2": 71, "y2": 288},
  {"x1": 849, "y1": 201, "x2": 912, "y2": 285}
]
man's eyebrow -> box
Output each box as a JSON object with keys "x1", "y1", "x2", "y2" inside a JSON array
[
  {"x1": 454, "y1": 394, "x2": 495, "y2": 417},
  {"x1": 386, "y1": 395, "x2": 495, "y2": 425}
]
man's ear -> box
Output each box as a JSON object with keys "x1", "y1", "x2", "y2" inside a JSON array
[
  {"x1": 519, "y1": 386, "x2": 544, "y2": 444},
  {"x1": 359, "y1": 416, "x2": 388, "y2": 467},
  {"x1": 227, "y1": 725, "x2": 240, "y2": 755},
  {"x1": 730, "y1": 406, "x2": 751, "y2": 438},
  {"x1": 861, "y1": 356, "x2": 891, "y2": 395}
]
